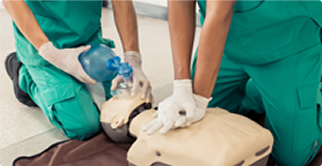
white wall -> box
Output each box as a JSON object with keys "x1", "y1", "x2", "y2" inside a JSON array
[
  {"x1": 0, "y1": 0, "x2": 3, "y2": 9},
  {"x1": 134, "y1": 0, "x2": 167, "y2": 7}
]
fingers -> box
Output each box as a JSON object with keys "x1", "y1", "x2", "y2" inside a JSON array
[
  {"x1": 78, "y1": 69, "x2": 96, "y2": 85},
  {"x1": 159, "y1": 120, "x2": 174, "y2": 134},
  {"x1": 132, "y1": 78, "x2": 152, "y2": 102},
  {"x1": 140, "y1": 80, "x2": 150, "y2": 99},
  {"x1": 75, "y1": 45, "x2": 91, "y2": 55},
  {"x1": 144, "y1": 86, "x2": 153, "y2": 102},
  {"x1": 142, "y1": 112, "x2": 159, "y2": 133},
  {"x1": 79, "y1": 45, "x2": 91, "y2": 52},
  {"x1": 185, "y1": 121, "x2": 192, "y2": 126},
  {"x1": 111, "y1": 76, "x2": 123, "y2": 90},
  {"x1": 143, "y1": 119, "x2": 157, "y2": 132},
  {"x1": 174, "y1": 116, "x2": 186, "y2": 127},
  {"x1": 145, "y1": 120, "x2": 163, "y2": 135},
  {"x1": 143, "y1": 110, "x2": 185, "y2": 135},
  {"x1": 131, "y1": 79, "x2": 140, "y2": 96},
  {"x1": 83, "y1": 45, "x2": 91, "y2": 51},
  {"x1": 83, "y1": 76, "x2": 97, "y2": 85},
  {"x1": 183, "y1": 107, "x2": 195, "y2": 124},
  {"x1": 147, "y1": 93, "x2": 154, "y2": 103}
]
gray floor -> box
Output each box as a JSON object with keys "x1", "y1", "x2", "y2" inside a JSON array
[{"x1": 0, "y1": 6, "x2": 200, "y2": 166}]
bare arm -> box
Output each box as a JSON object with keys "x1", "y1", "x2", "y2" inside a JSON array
[
  {"x1": 193, "y1": 1, "x2": 235, "y2": 98},
  {"x1": 168, "y1": 0, "x2": 235, "y2": 98},
  {"x1": 3, "y1": 0, "x2": 49, "y2": 50},
  {"x1": 168, "y1": 0, "x2": 196, "y2": 80},
  {"x1": 111, "y1": 0, "x2": 139, "y2": 52}
]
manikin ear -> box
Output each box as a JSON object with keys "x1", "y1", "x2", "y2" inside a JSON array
[{"x1": 100, "y1": 93, "x2": 151, "y2": 143}]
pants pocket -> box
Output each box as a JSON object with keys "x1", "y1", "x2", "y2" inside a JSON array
[
  {"x1": 293, "y1": 82, "x2": 320, "y2": 152},
  {"x1": 317, "y1": 104, "x2": 322, "y2": 131},
  {"x1": 40, "y1": 83, "x2": 76, "y2": 123}
]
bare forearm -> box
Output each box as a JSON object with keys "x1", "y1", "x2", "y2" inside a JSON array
[
  {"x1": 112, "y1": 0, "x2": 139, "y2": 52},
  {"x1": 168, "y1": 0, "x2": 196, "y2": 80},
  {"x1": 3, "y1": 0, "x2": 49, "y2": 50},
  {"x1": 193, "y1": 1, "x2": 235, "y2": 98}
]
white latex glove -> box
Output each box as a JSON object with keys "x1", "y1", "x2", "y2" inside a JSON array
[
  {"x1": 39, "y1": 42, "x2": 96, "y2": 84},
  {"x1": 143, "y1": 79, "x2": 196, "y2": 135},
  {"x1": 111, "y1": 51, "x2": 152, "y2": 102},
  {"x1": 185, "y1": 94, "x2": 212, "y2": 125}
]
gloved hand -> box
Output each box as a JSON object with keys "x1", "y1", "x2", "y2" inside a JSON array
[
  {"x1": 111, "y1": 51, "x2": 152, "y2": 102},
  {"x1": 39, "y1": 42, "x2": 96, "y2": 84},
  {"x1": 143, "y1": 93, "x2": 211, "y2": 135},
  {"x1": 186, "y1": 94, "x2": 212, "y2": 125},
  {"x1": 143, "y1": 79, "x2": 196, "y2": 135}
]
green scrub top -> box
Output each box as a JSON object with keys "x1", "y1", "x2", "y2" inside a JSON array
[
  {"x1": 13, "y1": 0, "x2": 115, "y2": 66},
  {"x1": 13, "y1": 0, "x2": 116, "y2": 140},
  {"x1": 197, "y1": 0, "x2": 322, "y2": 65}
]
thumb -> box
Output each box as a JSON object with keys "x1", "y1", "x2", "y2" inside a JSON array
[
  {"x1": 131, "y1": 79, "x2": 140, "y2": 96},
  {"x1": 79, "y1": 45, "x2": 91, "y2": 52},
  {"x1": 174, "y1": 116, "x2": 186, "y2": 127},
  {"x1": 184, "y1": 107, "x2": 195, "y2": 122},
  {"x1": 80, "y1": 72, "x2": 97, "y2": 85},
  {"x1": 75, "y1": 45, "x2": 91, "y2": 55},
  {"x1": 111, "y1": 76, "x2": 123, "y2": 90},
  {"x1": 77, "y1": 67, "x2": 96, "y2": 84}
]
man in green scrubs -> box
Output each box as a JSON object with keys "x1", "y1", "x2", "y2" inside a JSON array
[
  {"x1": 3, "y1": 0, "x2": 152, "y2": 140},
  {"x1": 144, "y1": 1, "x2": 322, "y2": 165}
]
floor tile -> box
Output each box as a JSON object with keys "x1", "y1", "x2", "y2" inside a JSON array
[{"x1": 0, "y1": 128, "x2": 67, "y2": 166}]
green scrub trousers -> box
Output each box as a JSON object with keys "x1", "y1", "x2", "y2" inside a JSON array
[
  {"x1": 13, "y1": 1, "x2": 115, "y2": 140},
  {"x1": 195, "y1": 1, "x2": 322, "y2": 165}
]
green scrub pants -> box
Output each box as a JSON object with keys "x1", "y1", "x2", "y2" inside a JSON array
[
  {"x1": 240, "y1": 79, "x2": 265, "y2": 115},
  {"x1": 19, "y1": 63, "x2": 113, "y2": 140},
  {"x1": 192, "y1": 44, "x2": 322, "y2": 166}
]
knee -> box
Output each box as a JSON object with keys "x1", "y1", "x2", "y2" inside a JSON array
[
  {"x1": 272, "y1": 142, "x2": 316, "y2": 166},
  {"x1": 62, "y1": 115, "x2": 101, "y2": 140},
  {"x1": 51, "y1": 100, "x2": 101, "y2": 140},
  {"x1": 50, "y1": 86, "x2": 101, "y2": 140}
]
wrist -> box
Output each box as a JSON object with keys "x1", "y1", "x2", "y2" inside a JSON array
[
  {"x1": 35, "y1": 38, "x2": 50, "y2": 51},
  {"x1": 193, "y1": 79, "x2": 215, "y2": 98},
  {"x1": 173, "y1": 79, "x2": 193, "y2": 94},
  {"x1": 174, "y1": 66, "x2": 190, "y2": 80},
  {"x1": 39, "y1": 41, "x2": 53, "y2": 50},
  {"x1": 193, "y1": 93, "x2": 211, "y2": 109},
  {"x1": 38, "y1": 42, "x2": 58, "y2": 61},
  {"x1": 124, "y1": 51, "x2": 141, "y2": 67}
]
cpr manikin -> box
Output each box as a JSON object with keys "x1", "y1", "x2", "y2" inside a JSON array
[{"x1": 100, "y1": 94, "x2": 274, "y2": 166}]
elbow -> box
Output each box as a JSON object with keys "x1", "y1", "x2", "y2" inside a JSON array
[
  {"x1": 206, "y1": 2, "x2": 235, "y2": 24},
  {"x1": 111, "y1": 0, "x2": 134, "y2": 12},
  {"x1": 206, "y1": 10, "x2": 233, "y2": 25},
  {"x1": 2, "y1": 0, "x2": 13, "y2": 10}
]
